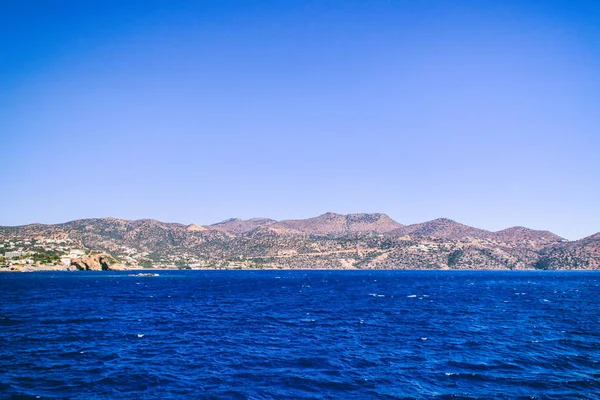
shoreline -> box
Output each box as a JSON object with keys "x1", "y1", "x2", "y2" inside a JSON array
[{"x1": 2, "y1": 266, "x2": 599, "y2": 273}]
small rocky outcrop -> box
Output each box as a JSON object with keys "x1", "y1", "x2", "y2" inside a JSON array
[{"x1": 70, "y1": 253, "x2": 117, "y2": 271}]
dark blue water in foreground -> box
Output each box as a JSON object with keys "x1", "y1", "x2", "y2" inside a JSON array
[{"x1": 1, "y1": 271, "x2": 599, "y2": 399}]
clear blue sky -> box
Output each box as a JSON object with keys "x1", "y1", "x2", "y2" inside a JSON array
[{"x1": 1, "y1": 1, "x2": 599, "y2": 240}]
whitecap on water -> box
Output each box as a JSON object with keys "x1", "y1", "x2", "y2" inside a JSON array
[
  {"x1": 137, "y1": 334, "x2": 144, "y2": 338},
  {"x1": 407, "y1": 295, "x2": 417, "y2": 298},
  {"x1": 369, "y1": 293, "x2": 385, "y2": 297}
]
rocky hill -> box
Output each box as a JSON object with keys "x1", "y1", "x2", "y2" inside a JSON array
[
  {"x1": 392, "y1": 218, "x2": 491, "y2": 239},
  {"x1": 489, "y1": 226, "x2": 563, "y2": 244},
  {"x1": 272, "y1": 213, "x2": 403, "y2": 236},
  {"x1": 533, "y1": 233, "x2": 600, "y2": 270},
  {"x1": 0, "y1": 213, "x2": 596, "y2": 271}
]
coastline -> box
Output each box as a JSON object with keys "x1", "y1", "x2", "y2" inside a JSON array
[{"x1": 3, "y1": 265, "x2": 598, "y2": 273}]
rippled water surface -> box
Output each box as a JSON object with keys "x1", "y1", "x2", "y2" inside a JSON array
[{"x1": 1, "y1": 270, "x2": 599, "y2": 399}]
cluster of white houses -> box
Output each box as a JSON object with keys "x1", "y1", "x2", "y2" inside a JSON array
[{"x1": 2, "y1": 251, "x2": 87, "y2": 267}]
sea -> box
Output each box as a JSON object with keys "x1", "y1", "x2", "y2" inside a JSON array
[{"x1": 0, "y1": 270, "x2": 599, "y2": 399}]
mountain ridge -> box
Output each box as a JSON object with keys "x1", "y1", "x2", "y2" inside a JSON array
[
  {"x1": 5, "y1": 214, "x2": 570, "y2": 240},
  {"x1": 1, "y1": 213, "x2": 596, "y2": 271}
]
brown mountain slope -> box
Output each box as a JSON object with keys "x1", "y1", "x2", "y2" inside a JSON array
[
  {"x1": 490, "y1": 226, "x2": 563, "y2": 243},
  {"x1": 392, "y1": 218, "x2": 492, "y2": 239},
  {"x1": 210, "y1": 218, "x2": 276, "y2": 234},
  {"x1": 534, "y1": 232, "x2": 600, "y2": 270},
  {"x1": 272, "y1": 213, "x2": 403, "y2": 236}
]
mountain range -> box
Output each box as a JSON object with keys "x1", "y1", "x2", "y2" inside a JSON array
[{"x1": 1, "y1": 213, "x2": 598, "y2": 270}]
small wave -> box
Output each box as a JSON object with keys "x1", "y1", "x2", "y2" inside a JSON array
[
  {"x1": 369, "y1": 293, "x2": 385, "y2": 297},
  {"x1": 407, "y1": 295, "x2": 417, "y2": 298}
]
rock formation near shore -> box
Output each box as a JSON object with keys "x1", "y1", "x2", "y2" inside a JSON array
[{"x1": 69, "y1": 253, "x2": 121, "y2": 271}]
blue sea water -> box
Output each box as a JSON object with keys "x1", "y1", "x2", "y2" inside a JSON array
[{"x1": 0, "y1": 270, "x2": 599, "y2": 399}]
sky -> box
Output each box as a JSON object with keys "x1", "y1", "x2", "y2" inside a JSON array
[{"x1": 1, "y1": 0, "x2": 599, "y2": 240}]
